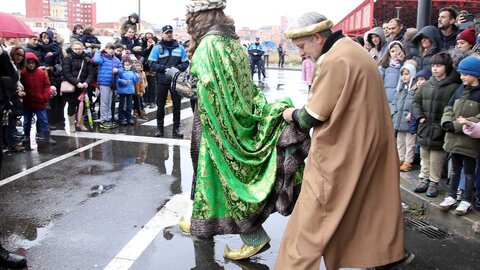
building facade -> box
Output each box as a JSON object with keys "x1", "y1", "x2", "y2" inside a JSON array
[{"x1": 25, "y1": 0, "x2": 96, "y2": 29}]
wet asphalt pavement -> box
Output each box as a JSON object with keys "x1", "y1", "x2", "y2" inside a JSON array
[{"x1": 1, "y1": 68, "x2": 479, "y2": 270}]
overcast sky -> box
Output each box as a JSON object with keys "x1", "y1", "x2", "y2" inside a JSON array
[{"x1": 1, "y1": 0, "x2": 364, "y2": 28}]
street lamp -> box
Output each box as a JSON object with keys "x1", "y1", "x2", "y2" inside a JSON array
[{"x1": 395, "y1": 7, "x2": 402, "y2": 18}]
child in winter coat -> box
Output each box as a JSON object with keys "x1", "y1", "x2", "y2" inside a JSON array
[
  {"x1": 133, "y1": 61, "x2": 148, "y2": 121},
  {"x1": 93, "y1": 43, "x2": 121, "y2": 129},
  {"x1": 116, "y1": 57, "x2": 140, "y2": 125},
  {"x1": 409, "y1": 69, "x2": 432, "y2": 135},
  {"x1": 81, "y1": 27, "x2": 101, "y2": 56},
  {"x1": 379, "y1": 41, "x2": 405, "y2": 114},
  {"x1": 439, "y1": 55, "x2": 480, "y2": 216},
  {"x1": 301, "y1": 58, "x2": 316, "y2": 91},
  {"x1": 392, "y1": 63, "x2": 416, "y2": 172},
  {"x1": 20, "y1": 52, "x2": 56, "y2": 148},
  {"x1": 412, "y1": 52, "x2": 461, "y2": 198}
]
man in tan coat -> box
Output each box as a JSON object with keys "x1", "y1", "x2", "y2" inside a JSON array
[{"x1": 277, "y1": 12, "x2": 408, "y2": 270}]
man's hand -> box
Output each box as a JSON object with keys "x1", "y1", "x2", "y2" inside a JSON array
[
  {"x1": 283, "y1": 107, "x2": 295, "y2": 122},
  {"x1": 113, "y1": 68, "x2": 119, "y2": 74}
]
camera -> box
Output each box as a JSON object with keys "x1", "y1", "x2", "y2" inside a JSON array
[{"x1": 459, "y1": 13, "x2": 475, "y2": 30}]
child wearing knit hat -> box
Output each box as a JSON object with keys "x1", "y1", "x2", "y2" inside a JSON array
[
  {"x1": 438, "y1": 55, "x2": 480, "y2": 215},
  {"x1": 457, "y1": 55, "x2": 480, "y2": 79}
]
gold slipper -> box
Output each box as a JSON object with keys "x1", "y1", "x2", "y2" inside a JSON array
[
  {"x1": 224, "y1": 239, "x2": 270, "y2": 260},
  {"x1": 179, "y1": 216, "x2": 191, "y2": 234}
]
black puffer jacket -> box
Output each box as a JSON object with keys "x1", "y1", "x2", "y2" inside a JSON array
[
  {"x1": 413, "y1": 69, "x2": 461, "y2": 150},
  {"x1": 62, "y1": 50, "x2": 95, "y2": 95}
]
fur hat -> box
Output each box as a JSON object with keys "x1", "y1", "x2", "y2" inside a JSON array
[
  {"x1": 457, "y1": 56, "x2": 480, "y2": 77},
  {"x1": 186, "y1": 0, "x2": 226, "y2": 13},
  {"x1": 456, "y1": 27, "x2": 476, "y2": 46}
]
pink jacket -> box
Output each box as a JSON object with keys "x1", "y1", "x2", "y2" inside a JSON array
[
  {"x1": 463, "y1": 123, "x2": 480, "y2": 139},
  {"x1": 302, "y1": 59, "x2": 316, "y2": 86}
]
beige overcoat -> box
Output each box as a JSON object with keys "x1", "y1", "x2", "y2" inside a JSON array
[{"x1": 276, "y1": 37, "x2": 405, "y2": 270}]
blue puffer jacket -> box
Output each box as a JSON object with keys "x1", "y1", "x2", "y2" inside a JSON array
[
  {"x1": 116, "y1": 68, "x2": 139, "y2": 95},
  {"x1": 93, "y1": 50, "x2": 121, "y2": 86},
  {"x1": 379, "y1": 64, "x2": 401, "y2": 114}
]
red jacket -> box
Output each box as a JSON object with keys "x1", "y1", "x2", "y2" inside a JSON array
[{"x1": 21, "y1": 52, "x2": 51, "y2": 109}]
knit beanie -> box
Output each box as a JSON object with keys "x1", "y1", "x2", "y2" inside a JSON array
[
  {"x1": 457, "y1": 56, "x2": 480, "y2": 77},
  {"x1": 456, "y1": 28, "x2": 476, "y2": 46}
]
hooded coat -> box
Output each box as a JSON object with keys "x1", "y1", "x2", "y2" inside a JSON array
[
  {"x1": 20, "y1": 52, "x2": 51, "y2": 110},
  {"x1": 392, "y1": 64, "x2": 417, "y2": 131},
  {"x1": 413, "y1": 69, "x2": 461, "y2": 150},
  {"x1": 411, "y1": 26, "x2": 441, "y2": 71},
  {"x1": 366, "y1": 27, "x2": 389, "y2": 63},
  {"x1": 38, "y1": 30, "x2": 62, "y2": 67}
]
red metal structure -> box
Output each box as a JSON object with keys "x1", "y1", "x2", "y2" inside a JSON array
[{"x1": 333, "y1": 0, "x2": 480, "y2": 36}]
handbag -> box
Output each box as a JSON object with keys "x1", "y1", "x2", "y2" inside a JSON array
[
  {"x1": 61, "y1": 60, "x2": 84, "y2": 93},
  {"x1": 171, "y1": 70, "x2": 198, "y2": 99}
]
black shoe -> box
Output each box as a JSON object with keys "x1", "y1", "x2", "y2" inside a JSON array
[
  {"x1": 0, "y1": 245, "x2": 27, "y2": 269},
  {"x1": 127, "y1": 119, "x2": 135, "y2": 125},
  {"x1": 474, "y1": 197, "x2": 480, "y2": 211},
  {"x1": 172, "y1": 128, "x2": 184, "y2": 138},
  {"x1": 375, "y1": 251, "x2": 415, "y2": 269},
  {"x1": 154, "y1": 130, "x2": 164, "y2": 137}
]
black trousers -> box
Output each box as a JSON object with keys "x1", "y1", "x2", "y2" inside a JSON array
[
  {"x1": 145, "y1": 74, "x2": 157, "y2": 105},
  {"x1": 156, "y1": 83, "x2": 181, "y2": 129},
  {"x1": 448, "y1": 153, "x2": 477, "y2": 201}
]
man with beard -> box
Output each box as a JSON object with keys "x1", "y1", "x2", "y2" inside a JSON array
[
  {"x1": 437, "y1": 7, "x2": 460, "y2": 51},
  {"x1": 147, "y1": 25, "x2": 189, "y2": 138}
]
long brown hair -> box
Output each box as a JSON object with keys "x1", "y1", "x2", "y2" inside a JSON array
[
  {"x1": 185, "y1": 9, "x2": 235, "y2": 58},
  {"x1": 9, "y1": 45, "x2": 26, "y2": 71}
]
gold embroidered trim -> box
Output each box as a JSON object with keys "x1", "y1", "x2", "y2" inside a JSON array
[
  {"x1": 304, "y1": 105, "x2": 326, "y2": 121},
  {"x1": 284, "y1": 20, "x2": 333, "y2": 39}
]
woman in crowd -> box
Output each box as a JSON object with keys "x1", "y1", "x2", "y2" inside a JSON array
[
  {"x1": 379, "y1": 41, "x2": 405, "y2": 114},
  {"x1": 141, "y1": 29, "x2": 158, "y2": 108},
  {"x1": 62, "y1": 41, "x2": 95, "y2": 132},
  {"x1": 411, "y1": 25, "x2": 441, "y2": 71},
  {"x1": 4, "y1": 46, "x2": 26, "y2": 152},
  {"x1": 366, "y1": 26, "x2": 389, "y2": 63}
]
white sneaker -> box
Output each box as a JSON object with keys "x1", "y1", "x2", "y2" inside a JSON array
[
  {"x1": 439, "y1": 196, "x2": 456, "y2": 211},
  {"x1": 454, "y1": 201, "x2": 471, "y2": 216}
]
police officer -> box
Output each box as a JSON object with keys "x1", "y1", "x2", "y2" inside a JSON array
[{"x1": 147, "y1": 25, "x2": 189, "y2": 138}]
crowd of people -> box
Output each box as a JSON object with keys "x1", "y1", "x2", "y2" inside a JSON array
[
  {"x1": 1, "y1": 0, "x2": 480, "y2": 268},
  {"x1": 355, "y1": 6, "x2": 480, "y2": 216},
  {"x1": 0, "y1": 13, "x2": 191, "y2": 155}
]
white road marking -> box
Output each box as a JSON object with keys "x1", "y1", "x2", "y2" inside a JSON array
[
  {"x1": 0, "y1": 139, "x2": 109, "y2": 187},
  {"x1": 50, "y1": 130, "x2": 191, "y2": 146},
  {"x1": 103, "y1": 193, "x2": 192, "y2": 270},
  {"x1": 141, "y1": 107, "x2": 194, "y2": 127}
]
